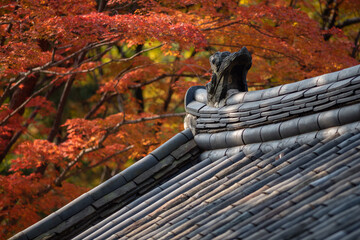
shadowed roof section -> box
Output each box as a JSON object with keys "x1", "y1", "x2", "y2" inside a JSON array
[{"x1": 10, "y1": 64, "x2": 360, "y2": 240}]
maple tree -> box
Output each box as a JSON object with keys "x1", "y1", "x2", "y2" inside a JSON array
[{"x1": 0, "y1": 0, "x2": 359, "y2": 238}]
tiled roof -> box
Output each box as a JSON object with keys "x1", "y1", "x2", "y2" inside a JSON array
[{"x1": 10, "y1": 64, "x2": 360, "y2": 240}]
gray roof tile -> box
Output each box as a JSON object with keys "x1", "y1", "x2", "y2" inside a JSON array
[
  {"x1": 220, "y1": 111, "x2": 250, "y2": 118},
  {"x1": 337, "y1": 93, "x2": 360, "y2": 104},
  {"x1": 92, "y1": 181, "x2": 137, "y2": 209},
  {"x1": 261, "y1": 108, "x2": 283, "y2": 117},
  {"x1": 282, "y1": 105, "x2": 301, "y2": 112},
  {"x1": 243, "y1": 128, "x2": 262, "y2": 144},
  {"x1": 261, "y1": 85, "x2": 282, "y2": 99},
  {"x1": 343, "y1": 82, "x2": 360, "y2": 91},
  {"x1": 227, "y1": 122, "x2": 247, "y2": 130},
  {"x1": 318, "y1": 88, "x2": 343, "y2": 99},
  {"x1": 328, "y1": 78, "x2": 352, "y2": 91},
  {"x1": 56, "y1": 193, "x2": 94, "y2": 220},
  {"x1": 196, "y1": 117, "x2": 220, "y2": 123},
  {"x1": 24, "y1": 213, "x2": 62, "y2": 239},
  {"x1": 225, "y1": 129, "x2": 245, "y2": 147},
  {"x1": 316, "y1": 71, "x2": 339, "y2": 85},
  {"x1": 338, "y1": 104, "x2": 360, "y2": 125},
  {"x1": 313, "y1": 100, "x2": 336, "y2": 111},
  {"x1": 243, "y1": 89, "x2": 266, "y2": 102},
  {"x1": 329, "y1": 90, "x2": 354, "y2": 101},
  {"x1": 240, "y1": 113, "x2": 261, "y2": 121},
  {"x1": 338, "y1": 65, "x2": 360, "y2": 80},
  {"x1": 279, "y1": 81, "x2": 301, "y2": 95},
  {"x1": 219, "y1": 117, "x2": 240, "y2": 123},
  {"x1": 260, "y1": 124, "x2": 281, "y2": 142},
  {"x1": 185, "y1": 86, "x2": 206, "y2": 106},
  {"x1": 267, "y1": 112, "x2": 290, "y2": 121},
  {"x1": 194, "y1": 133, "x2": 212, "y2": 150},
  {"x1": 250, "y1": 108, "x2": 261, "y2": 114},
  {"x1": 304, "y1": 84, "x2": 330, "y2": 97},
  {"x1": 281, "y1": 90, "x2": 304, "y2": 102},
  {"x1": 121, "y1": 154, "x2": 158, "y2": 181},
  {"x1": 203, "y1": 123, "x2": 227, "y2": 129},
  {"x1": 218, "y1": 103, "x2": 242, "y2": 114},
  {"x1": 245, "y1": 117, "x2": 267, "y2": 125},
  {"x1": 186, "y1": 101, "x2": 206, "y2": 114},
  {"x1": 297, "y1": 77, "x2": 317, "y2": 91},
  {"x1": 290, "y1": 106, "x2": 313, "y2": 115},
  {"x1": 226, "y1": 92, "x2": 246, "y2": 105},
  {"x1": 88, "y1": 174, "x2": 127, "y2": 201},
  {"x1": 279, "y1": 118, "x2": 300, "y2": 138},
  {"x1": 318, "y1": 109, "x2": 340, "y2": 129},
  {"x1": 133, "y1": 156, "x2": 174, "y2": 185},
  {"x1": 305, "y1": 97, "x2": 329, "y2": 107},
  {"x1": 351, "y1": 75, "x2": 360, "y2": 84},
  {"x1": 55, "y1": 206, "x2": 96, "y2": 237},
  {"x1": 194, "y1": 88, "x2": 208, "y2": 103},
  {"x1": 259, "y1": 95, "x2": 284, "y2": 107},
  {"x1": 271, "y1": 101, "x2": 293, "y2": 110},
  {"x1": 199, "y1": 105, "x2": 218, "y2": 114},
  {"x1": 298, "y1": 114, "x2": 320, "y2": 134},
  {"x1": 181, "y1": 128, "x2": 194, "y2": 140},
  {"x1": 239, "y1": 101, "x2": 260, "y2": 111},
  {"x1": 294, "y1": 95, "x2": 317, "y2": 105},
  {"x1": 209, "y1": 132, "x2": 228, "y2": 149}
]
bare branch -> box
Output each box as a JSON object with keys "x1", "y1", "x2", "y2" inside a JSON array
[
  {"x1": 38, "y1": 44, "x2": 164, "y2": 77},
  {"x1": 85, "y1": 92, "x2": 118, "y2": 119},
  {"x1": 5, "y1": 39, "x2": 117, "y2": 93},
  {"x1": 64, "y1": 145, "x2": 134, "y2": 179},
  {"x1": 209, "y1": 43, "x2": 303, "y2": 63},
  {"x1": 128, "y1": 74, "x2": 207, "y2": 89},
  {"x1": 51, "y1": 47, "x2": 56, "y2": 63},
  {"x1": 352, "y1": 30, "x2": 360, "y2": 58},
  {"x1": 202, "y1": 20, "x2": 283, "y2": 41},
  {"x1": 336, "y1": 17, "x2": 360, "y2": 29},
  {"x1": 119, "y1": 112, "x2": 186, "y2": 127}
]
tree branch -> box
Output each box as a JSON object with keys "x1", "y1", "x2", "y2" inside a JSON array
[
  {"x1": 336, "y1": 17, "x2": 360, "y2": 29},
  {"x1": 0, "y1": 77, "x2": 61, "y2": 126},
  {"x1": 120, "y1": 112, "x2": 186, "y2": 126},
  {"x1": 0, "y1": 85, "x2": 57, "y2": 164},
  {"x1": 46, "y1": 51, "x2": 87, "y2": 142},
  {"x1": 38, "y1": 44, "x2": 164, "y2": 77},
  {"x1": 128, "y1": 74, "x2": 207, "y2": 89},
  {"x1": 64, "y1": 145, "x2": 134, "y2": 179},
  {"x1": 85, "y1": 92, "x2": 118, "y2": 119},
  {"x1": 352, "y1": 30, "x2": 360, "y2": 58},
  {"x1": 209, "y1": 43, "x2": 303, "y2": 63}
]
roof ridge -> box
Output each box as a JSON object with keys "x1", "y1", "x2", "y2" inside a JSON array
[
  {"x1": 227, "y1": 64, "x2": 360, "y2": 105},
  {"x1": 184, "y1": 64, "x2": 360, "y2": 134}
]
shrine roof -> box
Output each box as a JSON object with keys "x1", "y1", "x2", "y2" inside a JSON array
[{"x1": 10, "y1": 64, "x2": 360, "y2": 240}]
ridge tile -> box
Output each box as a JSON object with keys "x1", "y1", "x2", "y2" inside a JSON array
[
  {"x1": 259, "y1": 95, "x2": 284, "y2": 108},
  {"x1": 261, "y1": 85, "x2": 282, "y2": 100},
  {"x1": 317, "y1": 71, "x2": 339, "y2": 86},
  {"x1": 297, "y1": 77, "x2": 317, "y2": 91},
  {"x1": 243, "y1": 90, "x2": 266, "y2": 102},
  {"x1": 338, "y1": 65, "x2": 360, "y2": 80},
  {"x1": 226, "y1": 92, "x2": 246, "y2": 105},
  {"x1": 279, "y1": 81, "x2": 300, "y2": 95}
]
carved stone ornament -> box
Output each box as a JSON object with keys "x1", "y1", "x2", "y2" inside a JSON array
[{"x1": 206, "y1": 47, "x2": 252, "y2": 107}]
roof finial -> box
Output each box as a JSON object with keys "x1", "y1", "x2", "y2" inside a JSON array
[{"x1": 206, "y1": 47, "x2": 252, "y2": 107}]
